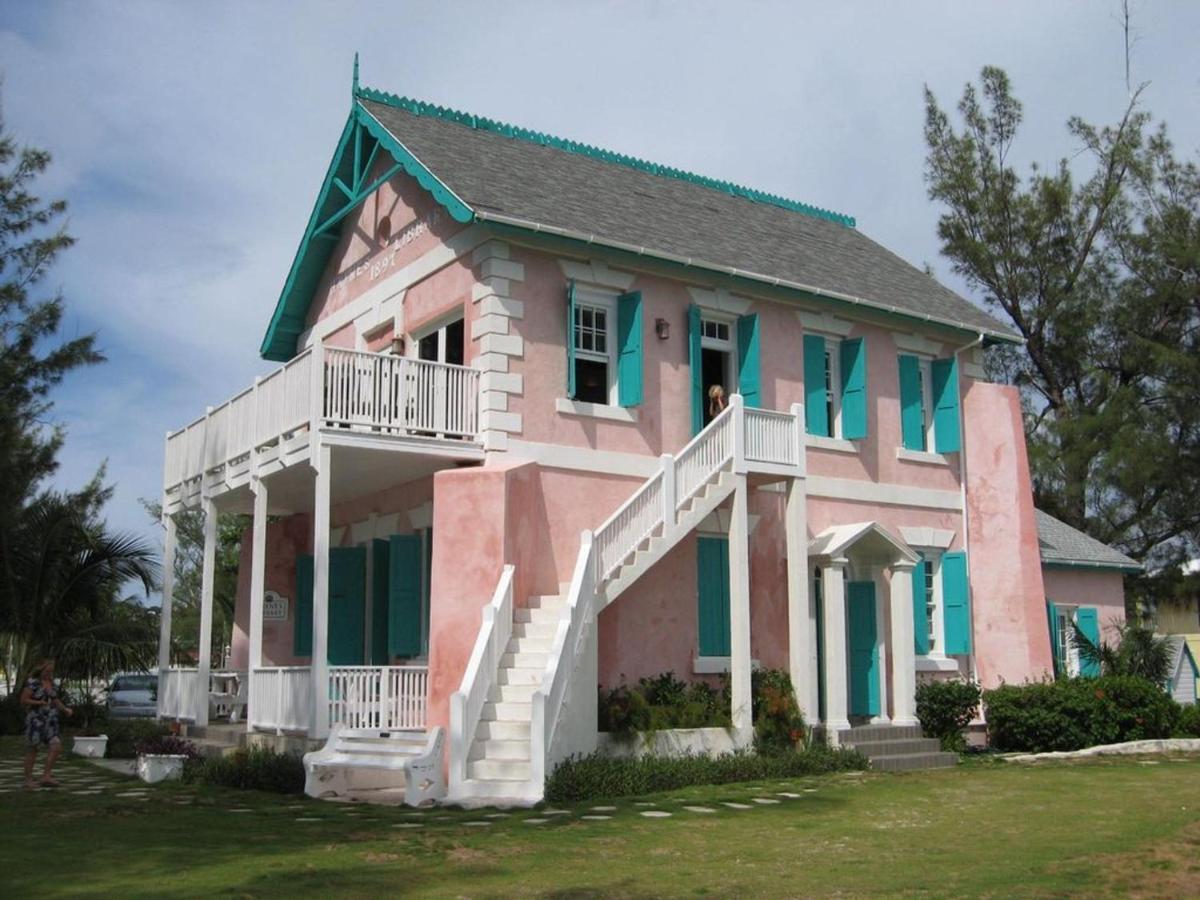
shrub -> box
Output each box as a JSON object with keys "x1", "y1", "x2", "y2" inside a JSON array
[
  {"x1": 105, "y1": 719, "x2": 170, "y2": 758},
  {"x1": 1176, "y1": 704, "x2": 1200, "y2": 738},
  {"x1": 638, "y1": 672, "x2": 688, "y2": 707},
  {"x1": 598, "y1": 685, "x2": 651, "y2": 738},
  {"x1": 545, "y1": 744, "x2": 866, "y2": 803},
  {"x1": 915, "y1": 679, "x2": 981, "y2": 752},
  {"x1": 750, "y1": 669, "x2": 806, "y2": 754},
  {"x1": 135, "y1": 734, "x2": 201, "y2": 758},
  {"x1": 984, "y1": 676, "x2": 1180, "y2": 753},
  {"x1": 599, "y1": 675, "x2": 731, "y2": 738},
  {"x1": 184, "y1": 746, "x2": 306, "y2": 794}
]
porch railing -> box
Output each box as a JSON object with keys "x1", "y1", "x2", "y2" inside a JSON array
[
  {"x1": 157, "y1": 667, "x2": 204, "y2": 721},
  {"x1": 164, "y1": 345, "x2": 480, "y2": 494},
  {"x1": 328, "y1": 665, "x2": 429, "y2": 731},
  {"x1": 248, "y1": 666, "x2": 313, "y2": 733}
]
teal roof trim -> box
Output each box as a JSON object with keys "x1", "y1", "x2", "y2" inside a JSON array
[
  {"x1": 355, "y1": 85, "x2": 856, "y2": 229},
  {"x1": 259, "y1": 104, "x2": 474, "y2": 361}
]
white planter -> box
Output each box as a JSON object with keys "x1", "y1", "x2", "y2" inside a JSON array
[
  {"x1": 597, "y1": 727, "x2": 739, "y2": 760},
  {"x1": 72, "y1": 735, "x2": 108, "y2": 758},
  {"x1": 137, "y1": 753, "x2": 188, "y2": 784}
]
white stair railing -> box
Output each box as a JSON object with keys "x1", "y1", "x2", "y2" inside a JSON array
[{"x1": 449, "y1": 564, "x2": 515, "y2": 787}]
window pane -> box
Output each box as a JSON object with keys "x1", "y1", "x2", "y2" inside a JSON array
[{"x1": 575, "y1": 358, "x2": 608, "y2": 405}]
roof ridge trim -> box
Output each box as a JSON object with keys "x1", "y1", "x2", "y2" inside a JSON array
[{"x1": 355, "y1": 86, "x2": 857, "y2": 229}]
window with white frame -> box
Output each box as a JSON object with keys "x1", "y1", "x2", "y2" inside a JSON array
[
  {"x1": 700, "y1": 313, "x2": 737, "y2": 424},
  {"x1": 823, "y1": 347, "x2": 840, "y2": 436},
  {"x1": 916, "y1": 550, "x2": 944, "y2": 656},
  {"x1": 1055, "y1": 605, "x2": 1081, "y2": 676},
  {"x1": 572, "y1": 294, "x2": 616, "y2": 405}
]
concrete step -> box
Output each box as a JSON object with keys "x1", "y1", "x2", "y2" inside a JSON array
[
  {"x1": 869, "y1": 751, "x2": 959, "y2": 773},
  {"x1": 527, "y1": 594, "x2": 565, "y2": 610},
  {"x1": 476, "y1": 719, "x2": 530, "y2": 741},
  {"x1": 496, "y1": 666, "x2": 542, "y2": 687},
  {"x1": 507, "y1": 634, "x2": 553, "y2": 655},
  {"x1": 846, "y1": 738, "x2": 943, "y2": 757},
  {"x1": 185, "y1": 725, "x2": 244, "y2": 746},
  {"x1": 467, "y1": 758, "x2": 532, "y2": 781},
  {"x1": 511, "y1": 620, "x2": 557, "y2": 641},
  {"x1": 839, "y1": 724, "x2": 925, "y2": 742},
  {"x1": 489, "y1": 682, "x2": 537, "y2": 704},
  {"x1": 513, "y1": 605, "x2": 561, "y2": 625},
  {"x1": 468, "y1": 739, "x2": 531, "y2": 762},
  {"x1": 480, "y1": 700, "x2": 531, "y2": 722},
  {"x1": 501, "y1": 650, "x2": 549, "y2": 669}
]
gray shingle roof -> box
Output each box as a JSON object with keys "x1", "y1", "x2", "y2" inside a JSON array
[
  {"x1": 359, "y1": 95, "x2": 1016, "y2": 342},
  {"x1": 1036, "y1": 509, "x2": 1141, "y2": 572}
]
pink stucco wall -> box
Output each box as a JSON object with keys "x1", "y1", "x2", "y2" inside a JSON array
[
  {"x1": 1041, "y1": 568, "x2": 1127, "y2": 645},
  {"x1": 963, "y1": 382, "x2": 1053, "y2": 687}
]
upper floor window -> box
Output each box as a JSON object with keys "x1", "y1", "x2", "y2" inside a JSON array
[
  {"x1": 804, "y1": 334, "x2": 866, "y2": 440},
  {"x1": 898, "y1": 353, "x2": 961, "y2": 453},
  {"x1": 415, "y1": 314, "x2": 464, "y2": 366},
  {"x1": 565, "y1": 281, "x2": 643, "y2": 408},
  {"x1": 572, "y1": 299, "x2": 614, "y2": 405}
]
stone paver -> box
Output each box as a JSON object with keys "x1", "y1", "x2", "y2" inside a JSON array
[
  {"x1": 683, "y1": 805, "x2": 717, "y2": 813},
  {"x1": 640, "y1": 810, "x2": 671, "y2": 818}
]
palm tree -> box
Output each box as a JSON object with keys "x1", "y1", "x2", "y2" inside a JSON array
[
  {"x1": 1071, "y1": 621, "x2": 1173, "y2": 687},
  {"x1": 0, "y1": 492, "x2": 159, "y2": 695}
]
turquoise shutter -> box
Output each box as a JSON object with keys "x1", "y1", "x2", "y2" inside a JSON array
[
  {"x1": 839, "y1": 337, "x2": 867, "y2": 439},
  {"x1": 294, "y1": 554, "x2": 313, "y2": 656},
  {"x1": 1075, "y1": 608, "x2": 1100, "y2": 677},
  {"x1": 565, "y1": 280, "x2": 577, "y2": 399},
  {"x1": 388, "y1": 535, "x2": 423, "y2": 657},
  {"x1": 912, "y1": 556, "x2": 930, "y2": 655},
  {"x1": 898, "y1": 354, "x2": 925, "y2": 451},
  {"x1": 328, "y1": 547, "x2": 366, "y2": 665},
  {"x1": 688, "y1": 304, "x2": 703, "y2": 435},
  {"x1": 617, "y1": 291, "x2": 643, "y2": 407},
  {"x1": 736, "y1": 313, "x2": 761, "y2": 408},
  {"x1": 931, "y1": 356, "x2": 961, "y2": 452},
  {"x1": 1046, "y1": 601, "x2": 1063, "y2": 676},
  {"x1": 696, "y1": 537, "x2": 731, "y2": 656},
  {"x1": 803, "y1": 334, "x2": 828, "y2": 436},
  {"x1": 942, "y1": 550, "x2": 971, "y2": 654},
  {"x1": 371, "y1": 539, "x2": 390, "y2": 665}
]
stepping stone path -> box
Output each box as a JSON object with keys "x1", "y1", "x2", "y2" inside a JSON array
[
  {"x1": 683, "y1": 806, "x2": 717, "y2": 813},
  {"x1": 721, "y1": 802, "x2": 753, "y2": 810},
  {"x1": 640, "y1": 810, "x2": 671, "y2": 818},
  {"x1": 463, "y1": 821, "x2": 491, "y2": 827},
  {"x1": 777, "y1": 792, "x2": 802, "y2": 798},
  {"x1": 524, "y1": 818, "x2": 548, "y2": 824},
  {"x1": 580, "y1": 815, "x2": 611, "y2": 821},
  {"x1": 752, "y1": 798, "x2": 781, "y2": 805},
  {"x1": 590, "y1": 806, "x2": 616, "y2": 812}
]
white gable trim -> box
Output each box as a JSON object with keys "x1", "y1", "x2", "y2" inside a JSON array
[
  {"x1": 899, "y1": 526, "x2": 956, "y2": 550},
  {"x1": 687, "y1": 285, "x2": 752, "y2": 316},
  {"x1": 558, "y1": 258, "x2": 637, "y2": 291},
  {"x1": 796, "y1": 309, "x2": 854, "y2": 337}
]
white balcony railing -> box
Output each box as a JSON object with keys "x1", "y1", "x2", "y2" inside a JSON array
[
  {"x1": 157, "y1": 667, "x2": 205, "y2": 721},
  {"x1": 249, "y1": 666, "x2": 313, "y2": 733},
  {"x1": 328, "y1": 665, "x2": 429, "y2": 731},
  {"x1": 164, "y1": 346, "x2": 481, "y2": 494}
]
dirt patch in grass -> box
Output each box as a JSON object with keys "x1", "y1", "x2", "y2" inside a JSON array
[
  {"x1": 1092, "y1": 819, "x2": 1200, "y2": 897},
  {"x1": 446, "y1": 844, "x2": 494, "y2": 865}
]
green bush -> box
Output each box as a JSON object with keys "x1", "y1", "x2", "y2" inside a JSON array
[
  {"x1": 104, "y1": 719, "x2": 170, "y2": 758},
  {"x1": 915, "y1": 679, "x2": 981, "y2": 752},
  {"x1": 598, "y1": 675, "x2": 730, "y2": 738},
  {"x1": 184, "y1": 746, "x2": 305, "y2": 794},
  {"x1": 1176, "y1": 704, "x2": 1200, "y2": 737},
  {"x1": 749, "y1": 669, "x2": 806, "y2": 754},
  {"x1": 984, "y1": 676, "x2": 1180, "y2": 753},
  {"x1": 135, "y1": 735, "x2": 201, "y2": 758},
  {"x1": 545, "y1": 744, "x2": 866, "y2": 803}
]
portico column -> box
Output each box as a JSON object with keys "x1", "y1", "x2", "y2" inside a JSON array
[
  {"x1": 157, "y1": 512, "x2": 177, "y2": 718},
  {"x1": 310, "y1": 443, "x2": 332, "y2": 739},
  {"x1": 784, "y1": 477, "x2": 813, "y2": 721},
  {"x1": 822, "y1": 558, "x2": 851, "y2": 743},
  {"x1": 247, "y1": 477, "x2": 268, "y2": 732},
  {"x1": 890, "y1": 560, "x2": 919, "y2": 727},
  {"x1": 196, "y1": 497, "x2": 217, "y2": 727},
  {"x1": 728, "y1": 473, "x2": 753, "y2": 745}
]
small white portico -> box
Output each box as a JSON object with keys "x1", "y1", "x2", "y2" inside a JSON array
[{"x1": 805, "y1": 522, "x2": 921, "y2": 738}]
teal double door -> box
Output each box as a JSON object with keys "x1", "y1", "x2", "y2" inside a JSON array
[
  {"x1": 847, "y1": 581, "x2": 879, "y2": 718},
  {"x1": 294, "y1": 534, "x2": 428, "y2": 664}
]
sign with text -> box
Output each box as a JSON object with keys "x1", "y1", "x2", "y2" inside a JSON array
[{"x1": 263, "y1": 591, "x2": 289, "y2": 621}]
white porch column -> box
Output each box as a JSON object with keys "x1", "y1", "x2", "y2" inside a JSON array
[
  {"x1": 728, "y1": 473, "x2": 753, "y2": 744},
  {"x1": 247, "y1": 477, "x2": 268, "y2": 732},
  {"x1": 310, "y1": 443, "x2": 332, "y2": 739},
  {"x1": 821, "y1": 558, "x2": 851, "y2": 743},
  {"x1": 157, "y1": 513, "x2": 177, "y2": 717},
  {"x1": 784, "y1": 477, "x2": 813, "y2": 722},
  {"x1": 196, "y1": 497, "x2": 217, "y2": 727},
  {"x1": 889, "y1": 561, "x2": 919, "y2": 727}
]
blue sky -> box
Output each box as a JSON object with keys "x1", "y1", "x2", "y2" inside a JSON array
[{"x1": 1, "y1": 1, "x2": 1198, "y2": 589}]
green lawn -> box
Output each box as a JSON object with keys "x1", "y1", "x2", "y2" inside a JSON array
[{"x1": 2, "y1": 738, "x2": 1198, "y2": 898}]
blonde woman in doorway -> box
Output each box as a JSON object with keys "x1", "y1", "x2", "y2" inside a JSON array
[{"x1": 707, "y1": 384, "x2": 728, "y2": 420}]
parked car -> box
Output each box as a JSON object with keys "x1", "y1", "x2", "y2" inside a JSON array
[{"x1": 105, "y1": 673, "x2": 158, "y2": 719}]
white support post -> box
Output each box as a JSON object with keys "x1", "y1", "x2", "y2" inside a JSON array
[
  {"x1": 784, "y1": 478, "x2": 813, "y2": 722},
  {"x1": 310, "y1": 340, "x2": 326, "y2": 454},
  {"x1": 822, "y1": 559, "x2": 851, "y2": 743},
  {"x1": 730, "y1": 393, "x2": 747, "y2": 474},
  {"x1": 660, "y1": 453, "x2": 677, "y2": 528},
  {"x1": 247, "y1": 477, "x2": 268, "y2": 732},
  {"x1": 728, "y1": 473, "x2": 753, "y2": 745},
  {"x1": 310, "y1": 442, "x2": 332, "y2": 740},
  {"x1": 872, "y1": 568, "x2": 890, "y2": 725},
  {"x1": 157, "y1": 512, "x2": 177, "y2": 718},
  {"x1": 790, "y1": 402, "x2": 806, "y2": 473},
  {"x1": 196, "y1": 497, "x2": 218, "y2": 728},
  {"x1": 890, "y1": 561, "x2": 919, "y2": 727}
]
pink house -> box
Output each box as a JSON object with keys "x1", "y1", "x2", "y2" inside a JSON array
[{"x1": 155, "y1": 71, "x2": 1133, "y2": 804}]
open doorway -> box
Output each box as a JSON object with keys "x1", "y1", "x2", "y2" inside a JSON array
[{"x1": 700, "y1": 316, "x2": 736, "y2": 427}]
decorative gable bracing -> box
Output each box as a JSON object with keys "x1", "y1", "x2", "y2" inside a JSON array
[{"x1": 261, "y1": 78, "x2": 1019, "y2": 362}]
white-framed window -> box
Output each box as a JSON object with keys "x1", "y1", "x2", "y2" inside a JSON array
[
  {"x1": 823, "y1": 346, "x2": 842, "y2": 437},
  {"x1": 1055, "y1": 605, "x2": 1081, "y2": 677},
  {"x1": 916, "y1": 549, "x2": 944, "y2": 656},
  {"x1": 700, "y1": 312, "x2": 737, "y2": 425},
  {"x1": 413, "y1": 312, "x2": 465, "y2": 366},
  {"x1": 572, "y1": 291, "x2": 617, "y2": 405}
]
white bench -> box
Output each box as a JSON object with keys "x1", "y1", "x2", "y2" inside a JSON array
[{"x1": 303, "y1": 726, "x2": 445, "y2": 806}]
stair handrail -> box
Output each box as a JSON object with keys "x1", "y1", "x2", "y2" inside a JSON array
[
  {"x1": 449, "y1": 564, "x2": 515, "y2": 788},
  {"x1": 531, "y1": 530, "x2": 596, "y2": 790},
  {"x1": 673, "y1": 394, "x2": 740, "y2": 511}
]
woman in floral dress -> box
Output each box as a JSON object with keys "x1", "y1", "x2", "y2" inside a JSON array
[{"x1": 21, "y1": 659, "x2": 74, "y2": 789}]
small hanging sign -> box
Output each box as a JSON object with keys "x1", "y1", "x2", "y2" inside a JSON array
[{"x1": 263, "y1": 591, "x2": 289, "y2": 621}]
